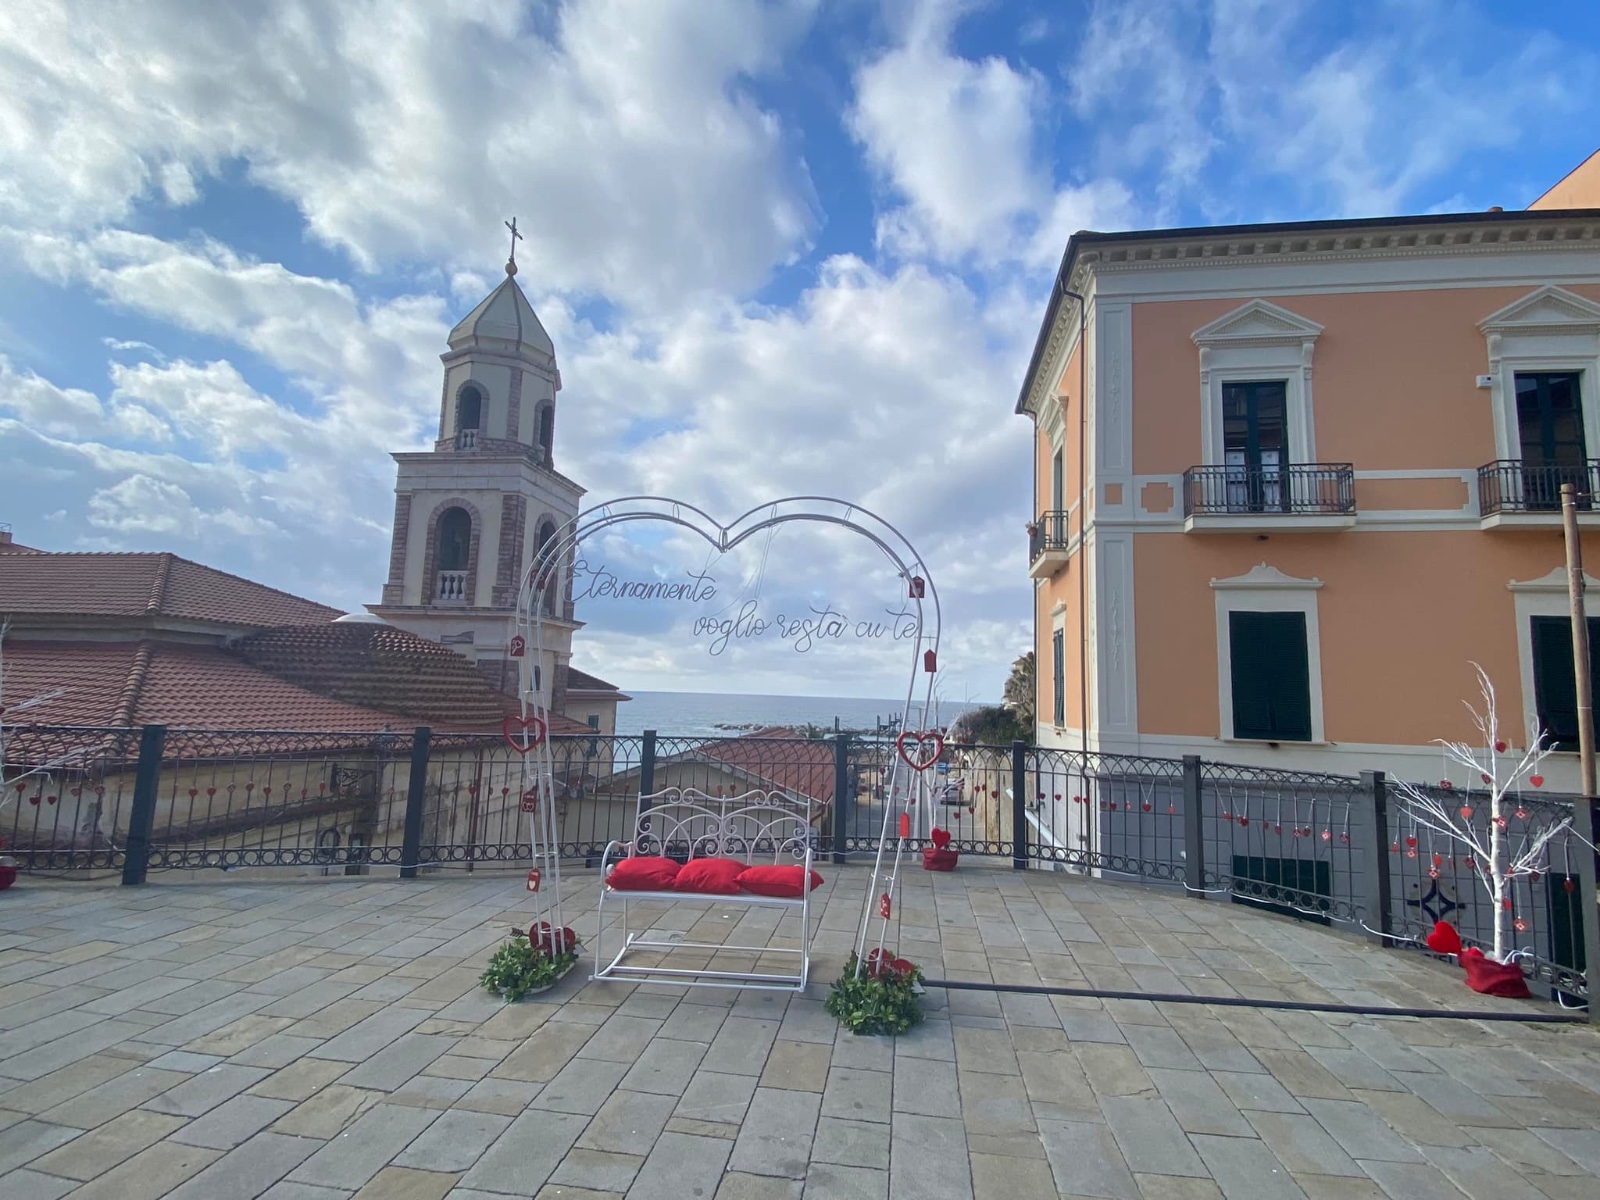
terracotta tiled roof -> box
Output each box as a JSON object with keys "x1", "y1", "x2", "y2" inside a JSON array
[
  {"x1": 0, "y1": 640, "x2": 412, "y2": 732},
  {"x1": 0, "y1": 553, "x2": 341, "y2": 627},
  {"x1": 565, "y1": 666, "x2": 626, "y2": 694},
  {"x1": 230, "y1": 624, "x2": 522, "y2": 731}
]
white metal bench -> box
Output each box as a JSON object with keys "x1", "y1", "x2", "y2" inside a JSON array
[{"x1": 593, "y1": 786, "x2": 819, "y2": 992}]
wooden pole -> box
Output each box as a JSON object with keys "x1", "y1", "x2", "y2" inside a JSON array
[{"x1": 1561, "y1": 483, "x2": 1596, "y2": 798}]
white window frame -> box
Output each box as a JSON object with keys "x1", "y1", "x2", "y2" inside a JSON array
[
  {"x1": 1508, "y1": 567, "x2": 1600, "y2": 750},
  {"x1": 1480, "y1": 286, "x2": 1600, "y2": 463},
  {"x1": 1193, "y1": 300, "x2": 1324, "y2": 468},
  {"x1": 1211, "y1": 563, "x2": 1326, "y2": 743}
]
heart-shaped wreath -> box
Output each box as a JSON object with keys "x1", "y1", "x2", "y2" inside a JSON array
[
  {"x1": 502, "y1": 714, "x2": 548, "y2": 753},
  {"x1": 895, "y1": 730, "x2": 944, "y2": 771}
]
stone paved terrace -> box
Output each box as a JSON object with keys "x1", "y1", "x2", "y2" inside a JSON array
[{"x1": 1, "y1": 863, "x2": 1599, "y2": 1200}]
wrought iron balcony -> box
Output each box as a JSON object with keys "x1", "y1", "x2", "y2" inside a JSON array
[
  {"x1": 1028, "y1": 511, "x2": 1071, "y2": 563},
  {"x1": 1478, "y1": 459, "x2": 1600, "y2": 517},
  {"x1": 1182, "y1": 463, "x2": 1355, "y2": 527}
]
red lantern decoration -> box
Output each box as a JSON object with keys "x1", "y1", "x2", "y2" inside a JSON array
[{"x1": 526, "y1": 868, "x2": 541, "y2": 893}]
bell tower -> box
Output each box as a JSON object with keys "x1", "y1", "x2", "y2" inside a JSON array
[{"x1": 369, "y1": 223, "x2": 583, "y2": 707}]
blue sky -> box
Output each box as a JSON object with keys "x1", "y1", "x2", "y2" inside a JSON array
[{"x1": 2, "y1": 0, "x2": 1597, "y2": 700}]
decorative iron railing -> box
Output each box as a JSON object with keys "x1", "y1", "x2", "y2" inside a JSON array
[
  {"x1": 1477, "y1": 459, "x2": 1600, "y2": 515},
  {"x1": 3, "y1": 723, "x2": 1592, "y2": 1006},
  {"x1": 1027, "y1": 510, "x2": 1072, "y2": 563},
  {"x1": 1182, "y1": 463, "x2": 1355, "y2": 517}
]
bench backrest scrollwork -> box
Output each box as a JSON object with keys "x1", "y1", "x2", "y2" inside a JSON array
[{"x1": 632, "y1": 787, "x2": 816, "y2": 864}]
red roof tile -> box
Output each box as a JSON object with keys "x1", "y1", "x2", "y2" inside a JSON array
[
  {"x1": 565, "y1": 666, "x2": 626, "y2": 695},
  {"x1": 0, "y1": 640, "x2": 414, "y2": 732},
  {"x1": 0, "y1": 553, "x2": 341, "y2": 627}
]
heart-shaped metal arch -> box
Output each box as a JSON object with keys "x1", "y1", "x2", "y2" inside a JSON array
[{"x1": 511, "y1": 495, "x2": 944, "y2": 989}]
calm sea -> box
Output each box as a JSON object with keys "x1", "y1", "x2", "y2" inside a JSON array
[{"x1": 612, "y1": 690, "x2": 992, "y2": 738}]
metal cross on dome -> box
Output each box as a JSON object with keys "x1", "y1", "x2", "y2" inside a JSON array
[{"x1": 504, "y1": 217, "x2": 523, "y2": 276}]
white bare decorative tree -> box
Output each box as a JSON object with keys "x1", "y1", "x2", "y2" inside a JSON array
[{"x1": 1390, "y1": 663, "x2": 1585, "y2": 964}]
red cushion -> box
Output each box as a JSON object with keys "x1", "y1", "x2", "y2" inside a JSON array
[
  {"x1": 738, "y1": 864, "x2": 824, "y2": 898},
  {"x1": 606, "y1": 855, "x2": 681, "y2": 891},
  {"x1": 1460, "y1": 948, "x2": 1533, "y2": 999},
  {"x1": 674, "y1": 857, "x2": 747, "y2": 895}
]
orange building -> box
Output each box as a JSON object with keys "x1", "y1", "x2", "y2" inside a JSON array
[{"x1": 1019, "y1": 152, "x2": 1600, "y2": 789}]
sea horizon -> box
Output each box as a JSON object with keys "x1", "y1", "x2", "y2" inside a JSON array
[{"x1": 611, "y1": 688, "x2": 996, "y2": 739}]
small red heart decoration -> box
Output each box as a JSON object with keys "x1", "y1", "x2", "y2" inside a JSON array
[
  {"x1": 1480, "y1": 774, "x2": 1491, "y2": 784},
  {"x1": 503, "y1": 714, "x2": 548, "y2": 753},
  {"x1": 895, "y1": 730, "x2": 944, "y2": 771},
  {"x1": 1459, "y1": 806, "x2": 1473, "y2": 820},
  {"x1": 1405, "y1": 836, "x2": 1418, "y2": 848},
  {"x1": 879, "y1": 892, "x2": 892, "y2": 919},
  {"x1": 930, "y1": 827, "x2": 952, "y2": 850},
  {"x1": 1495, "y1": 741, "x2": 1507, "y2": 753},
  {"x1": 1425, "y1": 920, "x2": 1462, "y2": 956},
  {"x1": 1142, "y1": 803, "x2": 1151, "y2": 812},
  {"x1": 1439, "y1": 780, "x2": 1453, "y2": 790},
  {"x1": 1529, "y1": 775, "x2": 1544, "y2": 788}
]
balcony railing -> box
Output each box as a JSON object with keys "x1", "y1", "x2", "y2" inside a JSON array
[
  {"x1": 1183, "y1": 463, "x2": 1355, "y2": 517},
  {"x1": 1028, "y1": 511, "x2": 1072, "y2": 564},
  {"x1": 454, "y1": 428, "x2": 478, "y2": 450},
  {"x1": 436, "y1": 571, "x2": 467, "y2": 603},
  {"x1": 1478, "y1": 459, "x2": 1599, "y2": 515}
]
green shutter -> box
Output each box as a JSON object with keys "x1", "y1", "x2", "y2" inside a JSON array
[
  {"x1": 1229, "y1": 611, "x2": 1312, "y2": 741},
  {"x1": 1052, "y1": 630, "x2": 1065, "y2": 726},
  {"x1": 1530, "y1": 615, "x2": 1600, "y2": 751}
]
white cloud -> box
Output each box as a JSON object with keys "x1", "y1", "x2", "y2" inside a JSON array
[
  {"x1": 0, "y1": 0, "x2": 818, "y2": 307},
  {"x1": 850, "y1": 0, "x2": 1132, "y2": 268},
  {"x1": 1067, "y1": 0, "x2": 1594, "y2": 220}
]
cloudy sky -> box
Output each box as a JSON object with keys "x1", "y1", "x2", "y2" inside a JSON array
[{"x1": 2, "y1": 0, "x2": 1597, "y2": 702}]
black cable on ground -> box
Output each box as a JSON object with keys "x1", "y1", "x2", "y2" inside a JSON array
[{"x1": 920, "y1": 977, "x2": 1588, "y2": 1024}]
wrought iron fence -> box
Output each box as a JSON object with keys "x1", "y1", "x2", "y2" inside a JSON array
[{"x1": 3, "y1": 722, "x2": 1592, "y2": 1006}]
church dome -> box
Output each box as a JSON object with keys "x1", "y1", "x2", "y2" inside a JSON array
[{"x1": 447, "y1": 273, "x2": 554, "y2": 356}]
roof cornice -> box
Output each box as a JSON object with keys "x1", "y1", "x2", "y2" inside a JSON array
[{"x1": 1015, "y1": 207, "x2": 1600, "y2": 418}]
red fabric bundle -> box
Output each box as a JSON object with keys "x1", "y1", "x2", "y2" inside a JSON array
[
  {"x1": 921, "y1": 847, "x2": 959, "y2": 871},
  {"x1": 1460, "y1": 948, "x2": 1533, "y2": 999},
  {"x1": 605, "y1": 855, "x2": 681, "y2": 891}
]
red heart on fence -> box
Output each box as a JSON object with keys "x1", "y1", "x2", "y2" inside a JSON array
[
  {"x1": 895, "y1": 730, "x2": 944, "y2": 771},
  {"x1": 930, "y1": 827, "x2": 952, "y2": 850},
  {"x1": 503, "y1": 714, "x2": 548, "y2": 753}
]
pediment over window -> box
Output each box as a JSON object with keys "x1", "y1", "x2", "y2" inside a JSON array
[
  {"x1": 1210, "y1": 563, "x2": 1324, "y2": 591},
  {"x1": 1508, "y1": 567, "x2": 1600, "y2": 594},
  {"x1": 1480, "y1": 285, "x2": 1600, "y2": 336},
  {"x1": 1192, "y1": 300, "x2": 1324, "y2": 348}
]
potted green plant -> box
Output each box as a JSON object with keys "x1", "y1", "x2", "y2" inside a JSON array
[
  {"x1": 479, "y1": 923, "x2": 581, "y2": 1001},
  {"x1": 826, "y1": 949, "x2": 924, "y2": 1035}
]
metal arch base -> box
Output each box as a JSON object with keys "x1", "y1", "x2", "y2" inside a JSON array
[{"x1": 510, "y1": 495, "x2": 946, "y2": 989}]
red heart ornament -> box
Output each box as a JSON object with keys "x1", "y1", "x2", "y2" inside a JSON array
[
  {"x1": 1495, "y1": 740, "x2": 1507, "y2": 753},
  {"x1": 895, "y1": 730, "x2": 944, "y2": 771},
  {"x1": 1529, "y1": 775, "x2": 1544, "y2": 788},
  {"x1": 930, "y1": 827, "x2": 952, "y2": 850},
  {"x1": 1425, "y1": 920, "x2": 1462, "y2": 956},
  {"x1": 503, "y1": 714, "x2": 548, "y2": 753}
]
